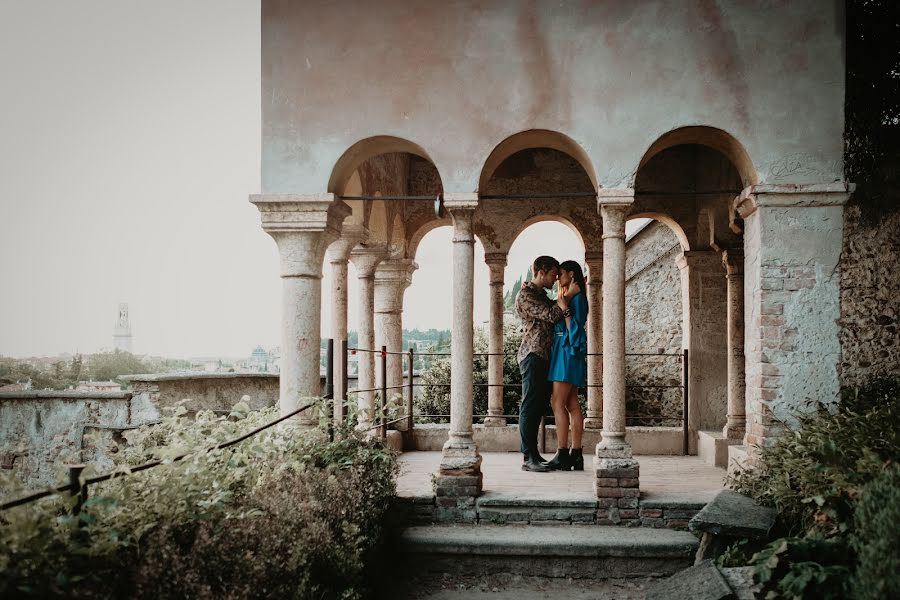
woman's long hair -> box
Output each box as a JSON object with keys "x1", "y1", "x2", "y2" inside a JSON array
[{"x1": 559, "y1": 260, "x2": 588, "y2": 316}]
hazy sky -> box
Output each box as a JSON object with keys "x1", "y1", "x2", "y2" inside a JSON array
[{"x1": 0, "y1": 2, "x2": 644, "y2": 359}]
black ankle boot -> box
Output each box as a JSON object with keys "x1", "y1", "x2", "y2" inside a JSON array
[
  {"x1": 570, "y1": 448, "x2": 584, "y2": 471},
  {"x1": 546, "y1": 448, "x2": 572, "y2": 471}
]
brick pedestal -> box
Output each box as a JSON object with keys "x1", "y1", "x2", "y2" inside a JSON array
[{"x1": 594, "y1": 447, "x2": 641, "y2": 526}]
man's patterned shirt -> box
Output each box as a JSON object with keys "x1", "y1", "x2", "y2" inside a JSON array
[{"x1": 515, "y1": 281, "x2": 564, "y2": 363}]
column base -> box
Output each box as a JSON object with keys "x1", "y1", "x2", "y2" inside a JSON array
[
  {"x1": 435, "y1": 440, "x2": 483, "y2": 522},
  {"x1": 583, "y1": 417, "x2": 603, "y2": 430},
  {"x1": 593, "y1": 445, "x2": 641, "y2": 525},
  {"x1": 723, "y1": 423, "x2": 746, "y2": 440},
  {"x1": 482, "y1": 416, "x2": 507, "y2": 427}
]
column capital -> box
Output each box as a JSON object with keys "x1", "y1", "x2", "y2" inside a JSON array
[
  {"x1": 326, "y1": 224, "x2": 369, "y2": 263},
  {"x1": 484, "y1": 253, "x2": 507, "y2": 285},
  {"x1": 250, "y1": 193, "x2": 351, "y2": 236},
  {"x1": 350, "y1": 245, "x2": 387, "y2": 277},
  {"x1": 722, "y1": 248, "x2": 744, "y2": 275},
  {"x1": 597, "y1": 188, "x2": 635, "y2": 207},
  {"x1": 443, "y1": 192, "x2": 480, "y2": 211},
  {"x1": 375, "y1": 258, "x2": 418, "y2": 288},
  {"x1": 734, "y1": 182, "x2": 854, "y2": 219},
  {"x1": 585, "y1": 252, "x2": 603, "y2": 285}
]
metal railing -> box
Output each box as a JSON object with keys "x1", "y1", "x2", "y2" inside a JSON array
[
  {"x1": 0, "y1": 401, "x2": 318, "y2": 515},
  {"x1": 337, "y1": 340, "x2": 690, "y2": 455}
]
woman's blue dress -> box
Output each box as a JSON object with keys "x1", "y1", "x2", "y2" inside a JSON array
[{"x1": 547, "y1": 292, "x2": 587, "y2": 387}]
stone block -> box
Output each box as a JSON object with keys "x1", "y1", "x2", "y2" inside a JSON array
[
  {"x1": 618, "y1": 477, "x2": 640, "y2": 487},
  {"x1": 596, "y1": 477, "x2": 618, "y2": 487},
  {"x1": 689, "y1": 489, "x2": 777, "y2": 539},
  {"x1": 664, "y1": 509, "x2": 700, "y2": 520},
  {"x1": 619, "y1": 509, "x2": 639, "y2": 519},
  {"x1": 642, "y1": 517, "x2": 666, "y2": 528},
  {"x1": 666, "y1": 519, "x2": 691, "y2": 530},
  {"x1": 598, "y1": 497, "x2": 618, "y2": 508},
  {"x1": 595, "y1": 446, "x2": 633, "y2": 459},
  {"x1": 434, "y1": 475, "x2": 481, "y2": 488},
  {"x1": 433, "y1": 507, "x2": 477, "y2": 523},
  {"x1": 595, "y1": 486, "x2": 625, "y2": 498},
  {"x1": 571, "y1": 512, "x2": 595, "y2": 522},
  {"x1": 436, "y1": 485, "x2": 480, "y2": 497},
  {"x1": 618, "y1": 497, "x2": 640, "y2": 509},
  {"x1": 644, "y1": 559, "x2": 734, "y2": 600},
  {"x1": 641, "y1": 508, "x2": 664, "y2": 518}
]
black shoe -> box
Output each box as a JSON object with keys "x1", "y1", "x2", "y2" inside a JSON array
[
  {"x1": 521, "y1": 456, "x2": 552, "y2": 472},
  {"x1": 570, "y1": 448, "x2": 585, "y2": 471},
  {"x1": 546, "y1": 448, "x2": 572, "y2": 471}
]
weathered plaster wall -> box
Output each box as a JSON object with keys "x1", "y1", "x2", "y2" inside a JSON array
[
  {"x1": 126, "y1": 373, "x2": 281, "y2": 417},
  {"x1": 839, "y1": 206, "x2": 900, "y2": 387},
  {"x1": 262, "y1": 0, "x2": 845, "y2": 193},
  {"x1": 625, "y1": 222, "x2": 683, "y2": 425},
  {"x1": 0, "y1": 392, "x2": 133, "y2": 490}
]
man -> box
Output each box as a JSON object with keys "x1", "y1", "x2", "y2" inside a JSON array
[{"x1": 515, "y1": 255, "x2": 568, "y2": 472}]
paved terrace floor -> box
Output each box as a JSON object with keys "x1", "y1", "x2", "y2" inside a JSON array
[{"x1": 397, "y1": 452, "x2": 727, "y2": 504}]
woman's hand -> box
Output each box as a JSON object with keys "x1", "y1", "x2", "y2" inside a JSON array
[
  {"x1": 556, "y1": 287, "x2": 569, "y2": 309},
  {"x1": 565, "y1": 282, "x2": 581, "y2": 299}
]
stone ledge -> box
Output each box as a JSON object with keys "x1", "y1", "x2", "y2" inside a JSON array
[
  {"x1": 0, "y1": 391, "x2": 133, "y2": 400},
  {"x1": 399, "y1": 524, "x2": 698, "y2": 558},
  {"x1": 123, "y1": 372, "x2": 280, "y2": 382},
  {"x1": 476, "y1": 492, "x2": 597, "y2": 509}
]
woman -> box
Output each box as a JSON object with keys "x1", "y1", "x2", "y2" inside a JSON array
[{"x1": 546, "y1": 260, "x2": 588, "y2": 471}]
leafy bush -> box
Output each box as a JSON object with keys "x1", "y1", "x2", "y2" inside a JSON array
[
  {"x1": 727, "y1": 379, "x2": 900, "y2": 599},
  {"x1": 849, "y1": 464, "x2": 900, "y2": 600},
  {"x1": 0, "y1": 401, "x2": 398, "y2": 599},
  {"x1": 418, "y1": 322, "x2": 524, "y2": 423}
]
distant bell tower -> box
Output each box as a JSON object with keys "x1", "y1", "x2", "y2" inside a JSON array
[{"x1": 113, "y1": 303, "x2": 133, "y2": 353}]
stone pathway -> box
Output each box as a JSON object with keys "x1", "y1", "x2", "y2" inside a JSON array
[
  {"x1": 398, "y1": 452, "x2": 726, "y2": 503},
  {"x1": 400, "y1": 573, "x2": 651, "y2": 599}
]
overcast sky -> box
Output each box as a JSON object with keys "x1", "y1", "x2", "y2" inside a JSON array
[{"x1": 0, "y1": 1, "x2": 644, "y2": 359}]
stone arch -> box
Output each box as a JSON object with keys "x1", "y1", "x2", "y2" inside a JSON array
[
  {"x1": 327, "y1": 135, "x2": 443, "y2": 197},
  {"x1": 628, "y1": 212, "x2": 691, "y2": 251},
  {"x1": 478, "y1": 129, "x2": 598, "y2": 192},
  {"x1": 407, "y1": 219, "x2": 489, "y2": 261},
  {"x1": 636, "y1": 126, "x2": 758, "y2": 188}
]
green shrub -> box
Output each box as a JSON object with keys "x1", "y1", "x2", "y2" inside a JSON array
[
  {"x1": 727, "y1": 379, "x2": 900, "y2": 599},
  {"x1": 849, "y1": 464, "x2": 900, "y2": 600},
  {"x1": 0, "y1": 402, "x2": 398, "y2": 599},
  {"x1": 419, "y1": 323, "x2": 524, "y2": 423}
]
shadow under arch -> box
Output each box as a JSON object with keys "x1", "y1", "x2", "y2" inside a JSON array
[
  {"x1": 327, "y1": 135, "x2": 443, "y2": 197},
  {"x1": 479, "y1": 129, "x2": 598, "y2": 192},
  {"x1": 636, "y1": 126, "x2": 758, "y2": 188},
  {"x1": 628, "y1": 212, "x2": 691, "y2": 251}
]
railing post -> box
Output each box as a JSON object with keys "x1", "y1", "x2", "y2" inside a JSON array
[
  {"x1": 682, "y1": 348, "x2": 689, "y2": 456},
  {"x1": 341, "y1": 339, "x2": 349, "y2": 424},
  {"x1": 325, "y1": 338, "x2": 334, "y2": 440},
  {"x1": 407, "y1": 347, "x2": 415, "y2": 435},
  {"x1": 539, "y1": 416, "x2": 546, "y2": 454},
  {"x1": 67, "y1": 463, "x2": 87, "y2": 526},
  {"x1": 381, "y1": 345, "x2": 388, "y2": 440}
]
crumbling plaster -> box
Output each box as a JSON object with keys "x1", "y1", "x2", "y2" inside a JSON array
[{"x1": 261, "y1": 0, "x2": 844, "y2": 194}]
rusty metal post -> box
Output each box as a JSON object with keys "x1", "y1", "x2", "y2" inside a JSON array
[
  {"x1": 407, "y1": 347, "x2": 415, "y2": 434},
  {"x1": 67, "y1": 464, "x2": 87, "y2": 525},
  {"x1": 682, "y1": 348, "x2": 690, "y2": 456},
  {"x1": 341, "y1": 339, "x2": 349, "y2": 424},
  {"x1": 381, "y1": 345, "x2": 388, "y2": 440},
  {"x1": 539, "y1": 416, "x2": 546, "y2": 454}
]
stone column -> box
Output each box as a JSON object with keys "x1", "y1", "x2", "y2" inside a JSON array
[
  {"x1": 325, "y1": 225, "x2": 367, "y2": 424},
  {"x1": 583, "y1": 251, "x2": 604, "y2": 430},
  {"x1": 349, "y1": 246, "x2": 386, "y2": 429},
  {"x1": 676, "y1": 250, "x2": 727, "y2": 454},
  {"x1": 735, "y1": 183, "x2": 851, "y2": 452},
  {"x1": 483, "y1": 253, "x2": 507, "y2": 427},
  {"x1": 374, "y1": 258, "x2": 417, "y2": 425},
  {"x1": 594, "y1": 190, "x2": 639, "y2": 523},
  {"x1": 722, "y1": 249, "x2": 746, "y2": 439},
  {"x1": 250, "y1": 194, "x2": 350, "y2": 424},
  {"x1": 435, "y1": 193, "x2": 482, "y2": 519}
]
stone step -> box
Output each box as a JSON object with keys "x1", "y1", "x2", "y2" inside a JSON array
[{"x1": 397, "y1": 524, "x2": 699, "y2": 579}]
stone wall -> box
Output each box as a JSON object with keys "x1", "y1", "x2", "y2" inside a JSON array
[
  {"x1": 0, "y1": 373, "x2": 308, "y2": 492},
  {"x1": 839, "y1": 206, "x2": 900, "y2": 387},
  {"x1": 0, "y1": 391, "x2": 136, "y2": 490},
  {"x1": 625, "y1": 221, "x2": 684, "y2": 425}
]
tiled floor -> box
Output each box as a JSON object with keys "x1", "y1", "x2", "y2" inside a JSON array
[{"x1": 397, "y1": 451, "x2": 727, "y2": 503}]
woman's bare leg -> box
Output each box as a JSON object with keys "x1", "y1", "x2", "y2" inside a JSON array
[
  {"x1": 567, "y1": 386, "x2": 584, "y2": 449},
  {"x1": 552, "y1": 381, "x2": 573, "y2": 449}
]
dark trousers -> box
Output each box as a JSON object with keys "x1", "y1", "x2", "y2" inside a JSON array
[{"x1": 519, "y1": 353, "x2": 550, "y2": 459}]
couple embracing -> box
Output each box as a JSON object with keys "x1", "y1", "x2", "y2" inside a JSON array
[{"x1": 515, "y1": 255, "x2": 588, "y2": 473}]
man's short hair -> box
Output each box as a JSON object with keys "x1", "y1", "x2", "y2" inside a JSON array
[{"x1": 533, "y1": 256, "x2": 560, "y2": 274}]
